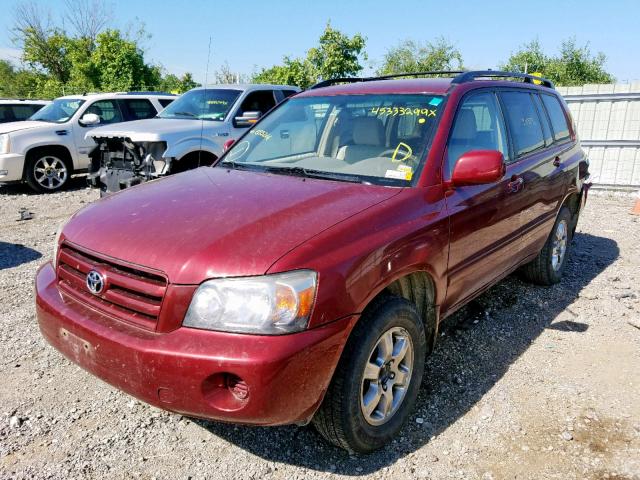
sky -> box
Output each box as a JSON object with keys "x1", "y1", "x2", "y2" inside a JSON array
[{"x1": 1, "y1": 0, "x2": 639, "y2": 84}]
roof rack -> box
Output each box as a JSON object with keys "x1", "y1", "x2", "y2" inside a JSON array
[
  {"x1": 310, "y1": 71, "x2": 464, "y2": 89},
  {"x1": 121, "y1": 91, "x2": 177, "y2": 96},
  {"x1": 451, "y1": 70, "x2": 554, "y2": 89},
  {"x1": 79, "y1": 91, "x2": 177, "y2": 96},
  {"x1": 310, "y1": 70, "x2": 554, "y2": 90},
  {"x1": 0, "y1": 98, "x2": 49, "y2": 102}
]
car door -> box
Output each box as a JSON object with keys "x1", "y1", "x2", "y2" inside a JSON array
[
  {"x1": 72, "y1": 99, "x2": 125, "y2": 167},
  {"x1": 442, "y1": 89, "x2": 525, "y2": 314},
  {"x1": 498, "y1": 90, "x2": 565, "y2": 258},
  {"x1": 228, "y1": 90, "x2": 277, "y2": 139}
]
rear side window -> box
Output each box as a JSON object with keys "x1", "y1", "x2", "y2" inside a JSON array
[
  {"x1": 500, "y1": 91, "x2": 545, "y2": 157},
  {"x1": 541, "y1": 94, "x2": 571, "y2": 142},
  {"x1": 159, "y1": 99, "x2": 174, "y2": 108},
  {"x1": 121, "y1": 99, "x2": 156, "y2": 120},
  {"x1": 446, "y1": 91, "x2": 509, "y2": 174},
  {"x1": 12, "y1": 104, "x2": 42, "y2": 120},
  {"x1": 281, "y1": 90, "x2": 298, "y2": 99},
  {"x1": 0, "y1": 105, "x2": 14, "y2": 122},
  {"x1": 532, "y1": 94, "x2": 553, "y2": 146}
]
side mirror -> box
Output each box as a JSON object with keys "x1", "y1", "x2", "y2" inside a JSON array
[
  {"x1": 451, "y1": 150, "x2": 506, "y2": 187},
  {"x1": 234, "y1": 111, "x2": 261, "y2": 128},
  {"x1": 80, "y1": 113, "x2": 100, "y2": 126},
  {"x1": 223, "y1": 139, "x2": 235, "y2": 151}
]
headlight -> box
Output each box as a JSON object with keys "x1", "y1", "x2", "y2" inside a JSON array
[
  {"x1": 183, "y1": 270, "x2": 317, "y2": 334},
  {"x1": 0, "y1": 134, "x2": 10, "y2": 154},
  {"x1": 52, "y1": 223, "x2": 64, "y2": 269}
]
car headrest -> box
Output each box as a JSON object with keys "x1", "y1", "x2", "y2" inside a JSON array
[
  {"x1": 352, "y1": 117, "x2": 384, "y2": 146},
  {"x1": 454, "y1": 109, "x2": 478, "y2": 141}
]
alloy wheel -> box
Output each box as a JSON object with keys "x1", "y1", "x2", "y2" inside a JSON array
[
  {"x1": 360, "y1": 326, "x2": 414, "y2": 426},
  {"x1": 551, "y1": 219, "x2": 568, "y2": 271},
  {"x1": 33, "y1": 156, "x2": 68, "y2": 190}
]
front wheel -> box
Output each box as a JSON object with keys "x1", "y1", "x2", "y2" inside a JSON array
[
  {"x1": 25, "y1": 152, "x2": 71, "y2": 193},
  {"x1": 520, "y1": 206, "x2": 573, "y2": 285},
  {"x1": 312, "y1": 296, "x2": 426, "y2": 453}
]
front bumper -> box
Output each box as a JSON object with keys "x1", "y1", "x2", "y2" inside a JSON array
[
  {"x1": 0, "y1": 153, "x2": 26, "y2": 182},
  {"x1": 36, "y1": 262, "x2": 356, "y2": 425}
]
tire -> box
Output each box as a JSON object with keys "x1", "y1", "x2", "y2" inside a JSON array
[
  {"x1": 312, "y1": 296, "x2": 426, "y2": 453},
  {"x1": 520, "y1": 206, "x2": 573, "y2": 285},
  {"x1": 25, "y1": 151, "x2": 71, "y2": 193}
]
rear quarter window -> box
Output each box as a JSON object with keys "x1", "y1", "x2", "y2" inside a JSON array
[
  {"x1": 0, "y1": 105, "x2": 13, "y2": 122},
  {"x1": 12, "y1": 104, "x2": 41, "y2": 120},
  {"x1": 159, "y1": 99, "x2": 174, "y2": 108},
  {"x1": 541, "y1": 94, "x2": 571, "y2": 142},
  {"x1": 500, "y1": 91, "x2": 545, "y2": 158}
]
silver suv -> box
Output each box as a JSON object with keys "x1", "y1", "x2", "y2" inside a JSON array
[{"x1": 86, "y1": 84, "x2": 300, "y2": 193}]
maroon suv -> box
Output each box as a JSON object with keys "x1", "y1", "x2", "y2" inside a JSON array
[{"x1": 36, "y1": 71, "x2": 589, "y2": 453}]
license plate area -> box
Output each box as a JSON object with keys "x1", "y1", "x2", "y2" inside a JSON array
[{"x1": 60, "y1": 327, "x2": 95, "y2": 360}]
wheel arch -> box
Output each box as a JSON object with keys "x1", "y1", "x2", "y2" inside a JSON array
[
  {"x1": 22, "y1": 144, "x2": 74, "y2": 179},
  {"x1": 171, "y1": 150, "x2": 218, "y2": 173},
  {"x1": 561, "y1": 190, "x2": 581, "y2": 237},
  {"x1": 361, "y1": 270, "x2": 439, "y2": 354}
]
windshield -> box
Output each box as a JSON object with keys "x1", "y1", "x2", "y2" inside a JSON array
[
  {"x1": 30, "y1": 98, "x2": 85, "y2": 123},
  {"x1": 157, "y1": 89, "x2": 241, "y2": 120},
  {"x1": 220, "y1": 94, "x2": 444, "y2": 185}
]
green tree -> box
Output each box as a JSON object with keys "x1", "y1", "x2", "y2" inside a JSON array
[
  {"x1": 91, "y1": 29, "x2": 159, "y2": 91},
  {"x1": 252, "y1": 23, "x2": 366, "y2": 88},
  {"x1": 0, "y1": 60, "x2": 17, "y2": 96},
  {"x1": 253, "y1": 57, "x2": 315, "y2": 88},
  {"x1": 307, "y1": 23, "x2": 366, "y2": 80},
  {"x1": 159, "y1": 72, "x2": 200, "y2": 93},
  {"x1": 501, "y1": 38, "x2": 613, "y2": 86},
  {"x1": 9, "y1": 0, "x2": 198, "y2": 97},
  {"x1": 377, "y1": 38, "x2": 463, "y2": 75},
  {"x1": 0, "y1": 59, "x2": 47, "y2": 98}
]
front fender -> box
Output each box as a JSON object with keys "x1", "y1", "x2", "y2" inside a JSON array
[
  {"x1": 14, "y1": 134, "x2": 76, "y2": 159},
  {"x1": 267, "y1": 186, "x2": 450, "y2": 330},
  {"x1": 164, "y1": 136, "x2": 224, "y2": 160}
]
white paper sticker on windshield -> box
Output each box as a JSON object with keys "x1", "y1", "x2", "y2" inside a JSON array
[{"x1": 385, "y1": 169, "x2": 412, "y2": 181}]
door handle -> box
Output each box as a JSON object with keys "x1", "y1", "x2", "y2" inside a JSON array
[
  {"x1": 553, "y1": 156, "x2": 561, "y2": 167},
  {"x1": 507, "y1": 176, "x2": 524, "y2": 193}
]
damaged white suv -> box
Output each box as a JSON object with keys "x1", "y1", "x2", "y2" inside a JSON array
[
  {"x1": 0, "y1": 92, "x2": 175, "y2": 193},
  {"x1": 87, "y1": 84, "x2": 300, "y2": 194}
]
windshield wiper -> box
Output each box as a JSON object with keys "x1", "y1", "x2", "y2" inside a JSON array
[
  {"x1": 263, "y1": 165, "x2": 364, "y2": 183},
  {"x1": 171, "y1": 111, "x2": 196, "y2": 117},
  {"x1": 220, "y1": 160, "x2": 257, "y2": 170}
]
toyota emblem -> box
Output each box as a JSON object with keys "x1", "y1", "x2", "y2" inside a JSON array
[{"x1": 86, "y1": 270, "x2": 105, "y2": 295}]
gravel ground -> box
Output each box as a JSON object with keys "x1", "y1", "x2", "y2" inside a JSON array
[{"x1": 1, "y1": 178, "x2": 639, "y2": 480}]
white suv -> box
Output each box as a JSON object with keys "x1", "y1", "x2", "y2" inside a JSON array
[
  {"x1": 0, "y1": 99, "x2": 50, "y2": 123},
  {"x1": 0, "y1": 92, "x2": 175, "y2": 192},
  {"x1": 86, "y1": 84, "x2": 299, "y2": 193}
]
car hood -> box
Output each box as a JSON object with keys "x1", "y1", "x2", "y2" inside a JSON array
[
  {"x1": 0, "y1": 121, "x2": 53, "y2": 134},
  {"x1": 63, "y1": 167, "x2": 402, "y2": 284},
  {"x1": 87, "y1": 118, "x2": 223, "y2": 142}
]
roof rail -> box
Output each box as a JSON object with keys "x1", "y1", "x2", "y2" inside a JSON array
[
  {"x1": 309, "y1": 70, "x2": 554, "y2": 90},
  {"x1": 121, "y1": 91, "x2": 177, "y2": 96},
  {"x1": 0, "y1": 98, "x2": 49, "y2": 102},
  {"x1": 451, "y1": 70, "x2": 555, "y2": 89},
  {"x1": 310, "y1": 71, "x2": 464, "y2": 89}
]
